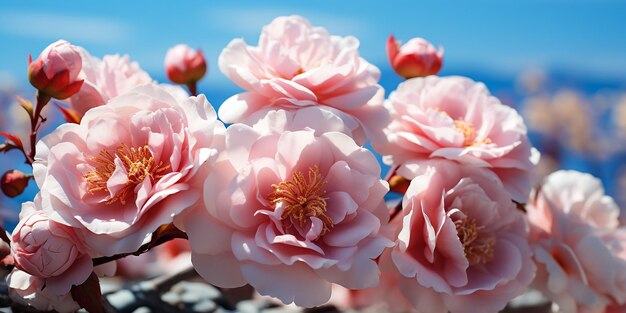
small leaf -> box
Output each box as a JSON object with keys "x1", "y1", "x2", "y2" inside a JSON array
[
  {"x1": 54, "y1": 102, "x2": 81, "y2": 124},
  {"x1": 0, "y1": 142, "x2": 17, "y2": 153},
  {"x1": 153, "y1": 223, "x2": 180, "y2": 238},
  {"x1": 513, "y1": 200, "x2": 527, "y2": 213},
  {"x1": 151, "y1": 223, "x2": 187, "y2": 244},
  {"x1": 70, "y1": 272, "x2": 105, "y2": 313},
  {"x1": 0, "y1": 132, "x2": 23, "y2": 150},
  {"x1": 16, "y1": 96, "x2": 33, "y2": 118}
]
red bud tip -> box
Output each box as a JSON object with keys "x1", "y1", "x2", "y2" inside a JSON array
[
  {"x1": 164, "y1": 44, "x2": 208, "y2": 84},
  {"x1": 386, "y1": 36, "x2": 444, "y2": 79},
  {"x1": 28, "y1": 40, "x2": 84, "y2": 99}
]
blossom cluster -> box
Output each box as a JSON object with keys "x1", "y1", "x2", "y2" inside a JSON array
[{"x1": 1, "y1": 15, "x2": 626, "y2": 313}]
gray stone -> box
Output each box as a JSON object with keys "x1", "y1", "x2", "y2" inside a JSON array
[
  {"x1": 193, "y1": 299, "x2": 217, "y2": 312},
  {"x1": 161, "y1": 291, "x2": 180, "y2": 306},
  {"x1": 132, "y1": 307, "x2": 152, "y2": 313},
  {"x1": 106, "y1": 289, "x2": 137, "y2": 308}
]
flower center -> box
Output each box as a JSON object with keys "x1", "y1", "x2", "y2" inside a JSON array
[
  {"x1": 293, "y1": 67, "x2": 305, "y2": 77},
  {"x1": 84, "y1": 144, "x2": 169, "y2": 205},
  {"x1": 268, "y1": 165, "x2": 333, "y2": 238},
  {"x1": 454, "y1": 217, "x2": 495, "y2": 265},
  {"x1": 453, "y1": 120, "x2": 492, "y2": 147}
]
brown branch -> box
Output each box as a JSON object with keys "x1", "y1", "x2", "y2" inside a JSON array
[
  {"x1": 27, "y1": 92, "x2": 51, "y2": 165},
  {"x1": 93, "y1": 225, "x2": 187, "y2": 266}
]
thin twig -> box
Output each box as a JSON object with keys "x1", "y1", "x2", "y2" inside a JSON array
[
  {"x1": 93, "y1": 229, "x2": 187, "y2": 266},
  {"x1": 27, "y1": 92, "x2": 51, "y2": 165},
  {"x1": 185, "y1": 82, "x2": 197, "y2": 97}
]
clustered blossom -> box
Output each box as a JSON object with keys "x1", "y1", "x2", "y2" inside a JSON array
[
  {"x1": 64, "y1": 45, "x2": 153, "y2": 116},
  {"x1": 527, "y1": 170, "x2": 626, "y2": 312},
  {"x1": 176, "y1": 111, "x2": 393, "y2": 306},
  {"x1": 384, "y1": 160, "x2": 535, "y2": 313},
  {"x1": 218, "y1": 15, "x2": 388, "y2": 145},
  {"x1": 6, "y1": 13, "x2": 621, "y2": 313},
  {"x1": 374, "y1": 75, "x2": 539, "y2": 202},
  {"x1": 33, "y1": 84, "x2": 225, "y2": 256}
]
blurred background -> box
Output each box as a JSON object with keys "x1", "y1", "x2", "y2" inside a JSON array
[{"x1": 1, "y1": 0, "x2": 626, "y2": 229}]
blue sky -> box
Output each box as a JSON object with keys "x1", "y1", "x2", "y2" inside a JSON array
[{"x1": 1, "y1": 0, "x2": 626, "y2": 90}]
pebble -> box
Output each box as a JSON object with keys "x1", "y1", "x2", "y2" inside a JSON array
[
  {"x1": 161, "y1": 291, "x2": 180, "y2": 306},
  {"x1": 193, "y1": 299, "x2": 217, "y2": 312},
  {"x1": 132, "y1": 307, "x2": 152, "y2": 313}
]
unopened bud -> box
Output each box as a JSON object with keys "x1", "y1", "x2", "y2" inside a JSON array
[
  {"x1": 387, "y1": 35, "x2": 443, "y2": 79},
  {"x1": 1, "y1": 170, "x2": 29, "y2": 198},
  {"x1": 164, "y1": 44, "x2": 207, "y2": 84},
  {"x1": 28, "y1": 40, "x2": 84, "y2": 99}
]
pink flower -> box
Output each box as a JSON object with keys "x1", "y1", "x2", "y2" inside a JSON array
[
  {"x1": 527, "y1": 170, "x2": 626, "y2": 313},
  {"x1": 164, "y1": 44, "x2": 207, "y2": 84},
  {"x1": 65, "y1": 47, "x2": 152, "y2": 116},
  {"x1": 11, "y1": 200, "x2": 93, "y2": 295},
  {"x1": 388, "y1": 159, "x2": 535, "y2": 313},
  {"x1": 329, "y1": 265, "x2": 417, "y2": 313},
  {"x1": 387, "y1": 35, "x2": 443, "y2": 79},
  {"x1": 375, "y1": 76, "x2": 539, "y2": 202},
  {"x1": 218, "y1": 15, "x2": 388, "y2": 145},
  {"x1": 176, "y1": 118, "x2": 392, "y2": 307},
  {"x1": 33, "y1": 84, "x2": 225, "y2": 256},
  {"x1": 28, "y1": 40, "x2": 84, "y2": 99},
  {"x1": 7, "y1": 269, "x2": 80, "y2": 313},
  {"x1": 528, "y1": 170, "x2": 619, "y2": 230},
  {"x1": 600, "y1": 229, "x2": 626, "y2": 310},
  {"x1": 248, "y1": 107, "x2": 364, "y2": 139}
]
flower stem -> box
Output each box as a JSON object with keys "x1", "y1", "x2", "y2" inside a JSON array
[
  {"x1": 27, "y1": 92, "x2": 51, "y2": 165},
  {"x1": 92, "y1": 225, "x2": 187, "y2": 266},
  {"x1": 185, "y1": 81, "x2": 198, "y2": 96}
]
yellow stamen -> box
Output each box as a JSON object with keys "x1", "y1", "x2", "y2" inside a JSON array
[
  {"x1": 454, "y1": 120, "x2": 492, "y2": 147},
  {"x1": 268, "y1": 165, "x2": 333, "y2": 238},
  {"x1": 84, "y1": 145, "x2": 169, "y2": 205},
  {"x1": 454, "y1": 217, "x2": 495, "y2": 265},
  {"x1": 293, "y1": 68, "x2": 305, "y2": 77}
]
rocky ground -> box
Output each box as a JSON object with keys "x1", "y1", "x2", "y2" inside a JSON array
[{"x1": 0, "y1": 265, "x2": 553, "y2": 313}]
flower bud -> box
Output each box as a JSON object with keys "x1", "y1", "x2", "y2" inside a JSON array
[
  {"x1": 387, "y1": 35, "x2": 443, "y2": 79},
  {"x1": 1, "y1": 170, "x2": 29, "y2": 198},
  {"x1": 28, "y1": 40, "x2": 84, "y2": 99},
  {"x1": 11, "y1": 202, "x2": 93, "y2": 296},
  {"x1": 164, "y1": 44, "x2": 207, "y2": 84}
]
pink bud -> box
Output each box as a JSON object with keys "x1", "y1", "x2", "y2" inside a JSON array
[
  {"x1": 1, "y1": 170, "x2": 29, "y2": 198},
  {"x1": 28, "y1": 40, "x2": 84, "y2": 99},
  {"x1": 387, "y1": 35, "x2": 443, "y2": 79},
  {"x1": 164, "y1": 44, "x2": 207, "y2": 84}
]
